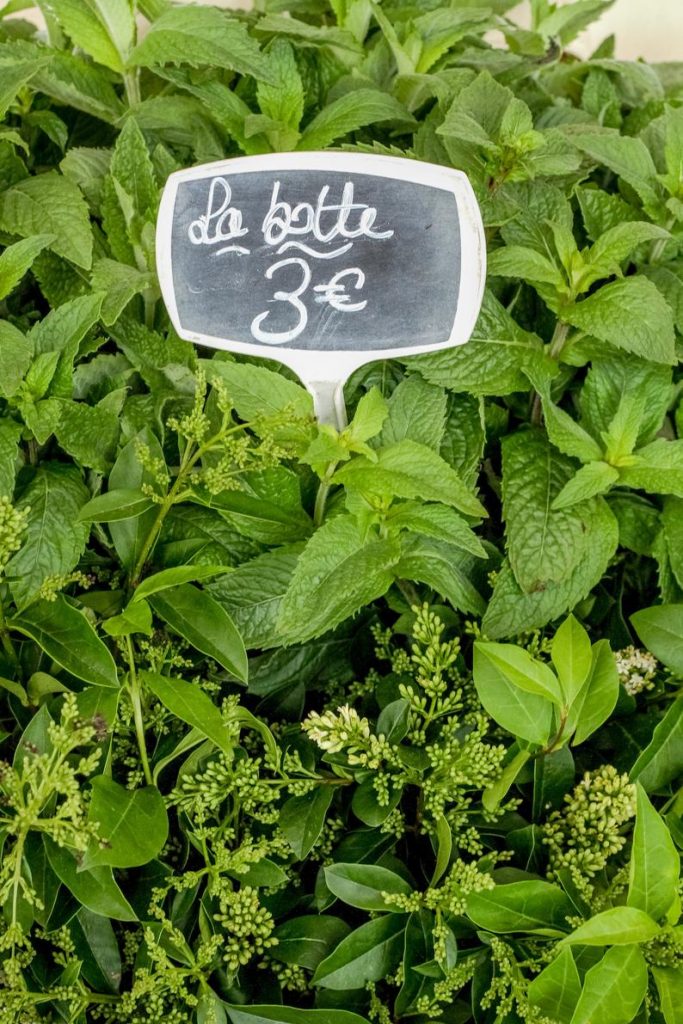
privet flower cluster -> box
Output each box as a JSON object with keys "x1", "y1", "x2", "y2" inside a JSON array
[{"x1": 544, "y1": 765, "x2": 637, "y2": 900}]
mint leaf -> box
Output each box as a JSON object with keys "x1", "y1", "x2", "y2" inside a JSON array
[
  {"x1": 334, "y1": 439, "x2": 485, "y2": 517},
  {"x1": 565, "y1": 277, "x2": 676, "y2": 365},
  {"x1": 129, "y1": 6, "x2": 273, "y2": 83},
  {"x1": 0, "y1": 172, "x2": 93, "y2": 269},
  {"x1": 278, "y1": 515, "x2": 400, "y2": 643}
]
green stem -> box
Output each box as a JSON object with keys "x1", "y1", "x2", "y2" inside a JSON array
[
  {"x1": 0, "y1": 600, "x2": 19, "y2": 672},
  {"x1": 126, "y1": 636, "x2": 153, "y2": 786},
  {"x1": 549, "y1": 319, "x2": 570, "y2": 360},
  {"x1": 649, "y1": 216, "x2": 676, "y2": 264},
  {"x1": 123, "y1": 70, "x2": 141, "y2": 107},
  {"x1": 314, "y1": 461, "x2": 338, "y2": 528}
]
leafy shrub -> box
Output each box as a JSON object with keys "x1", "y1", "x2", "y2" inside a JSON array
[{"x1": 0, "y1": 1, "x2": 681, "y2": 1023}]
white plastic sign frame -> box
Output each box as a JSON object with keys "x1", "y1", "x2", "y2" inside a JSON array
[{"x1": 156, "y1": 151, "x2": 486, "y2": 428}]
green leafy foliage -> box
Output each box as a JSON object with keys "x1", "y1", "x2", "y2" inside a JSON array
[{"x1": 0, "y1": 3, "x2": 681, "y2": 1024}]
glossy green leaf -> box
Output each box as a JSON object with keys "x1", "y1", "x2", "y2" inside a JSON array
[
  {"x1": 324, "y1": 863, "x2": 412, "y2": 911},
  {"x1": 627, "y1": 784, "x2": 680, "y2": 921},
  {"x1": 313, "y1": 914, "x2": 406, "y2": 990},
  {"x1": 142, "y1": 672, "x2": 234, "y2": 757},
  {"x1": 10, "y1": 596, "x2": 119, "y2": 689},
  {"x1": 149, "y1": 583, "x2": 247, "y2": 681},
  {"x1": 83, "y1": 777, "x2": 168, "y2": 869}
]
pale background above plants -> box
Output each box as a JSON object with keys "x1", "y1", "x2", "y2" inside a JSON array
[{"x1": 10, "y1": 0, "x2": 683, "y2": 60}]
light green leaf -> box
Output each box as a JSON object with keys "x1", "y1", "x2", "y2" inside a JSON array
[
  {"x1": 501, "y1": 431, "x2": 617, "y2": 601},
  {"x1": 324, "y1": 864, "x2": 412, "y2": 912},
  {"x1": 313, "y1": 914, "x2": 406, "y2": 990},
  {"x1": 83, "y1": 777, "x2": 168, "y2": 869},
  {"x1": 0, "y1": 234, "x2": 54, "y2": 301},
  {"x1": 334, "y1": 440, "x2": 485, "y2": 517},
  {"x1": 348, "y1": 387, "x2": 389, "y2": 444},
  {"x1": 489, "y1": 245, "x2": 564, "y2": 289},
  {"x1": 203, "y1": 359, "x2": 313, "y2": 446},
  {"x1": 560, "y1": 907, "x2": 660, "y2": 946},
  {"x1": 475, "y1": 641, "x2": 562, "y2": 703},
  {"x1": 102, "y1": 598, "x2": 152, "y2": 638},
  {"x1": 132, "y1": 565, "x2": 232, "y2": 603},
  {"x1": 565, "y1": 277, "x2": 675, "y2": 365},
  {"x1": 551, "y1": 615, "x2": 592, "y2": 706},
  {"x1": 6, "y1": 464, "x2": 89, "y2": 609},
  {"x1": 387, "y1": 502, "x2": 486, "y2": 558},
  {"x1": 395, "y1": 536, "x2": 486, "y2": 616},
  {"x1": 209, "y1": 546, "x2": 299, "y2": 650},
  {"x1": 630, "y1": 698, "x2": 683, "y2": 792},
  {"x1": 380, "y1": 377, "x2": 446, "y2": 451},
  {"x1": 569, "y1": 639, "x2": 619, "y2": 745},
  {"x1": 528, "y1": 946, "x2": 581, "y2": 1024},
  {"x1": 256, "y1": 38, "x2": 303, "y2": 147},
  {"x1": 571, "y1": 130, "x2": 660, "y2": 213},
  {"x1": 552, "y1": 462, "x2": 619, "y2": 511},
  {"x1": 570, "y1": 945, "x2": 648, "y2": 1024},
  {"x1": 0, "y1": 418, "x2": 22, "y2": 498},
  {"x1": 299, "y1": 88, "x2": 414, "y2": 149},
  {"x1": 142, "y1": 671, "x2": 234, "y2": 757},
  {"x1": 414, "y1": 291, "x2": 544, "y2": 397},
  {"x1": 50, "y1": 0, "x2": 135, "y2": 73},
  {"x1": 0, "y1": 321, "x2": 32, "y2": 400},
  {"x1": 55, "y1": 399, "x2": 120, "y2": 473},
  {"x1": 226, "y1": 1007, "x2": 369, "y2": 1024},
  {"x1": 620, "y1": 438, "x2": 683, "y2": 498},
  {"x1": 129, "y1": 5, "x2": 273, "y2": 82},
  {"x1": 627, "y1": 784, "x2": 680, "y2": 922},
  {"x1": 0, "y1": 172, "x2": 93, "y2": 269},
  {"x1": 10, "y1": 596, "x2": 119, "y2": 689},
  {"x1": 652, "y1": 966, "x2": 683, "y2": 1024},
  {"x1": 473, "y1": 641, "x2": 555, "y2": 744},
  {"x1": 631, "y1": 604, "x2": 683, "y2": 675}
]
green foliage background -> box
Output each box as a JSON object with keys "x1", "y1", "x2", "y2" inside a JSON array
[{"x1": 0, "y1": 0, "x2": 681, "y2": 1022}]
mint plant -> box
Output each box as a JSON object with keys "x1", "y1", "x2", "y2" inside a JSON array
[{"x1": 0, "y1": 1, "x2": 681, "y2": 1022}]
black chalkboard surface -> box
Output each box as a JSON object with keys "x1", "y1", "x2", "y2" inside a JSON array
[{"x1": 157, "y1": 153, "x2": 485, "y2": 424}]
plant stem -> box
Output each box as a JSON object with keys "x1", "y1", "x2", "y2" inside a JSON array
[
  {"x1": 531, "y1": 320, "x2": 571, "y2": 425},
  {"x1": 0, "y1": 601, "x2": 19, "y2": 672},
  {"x1": 649, "y1": 216, "x2": 676, "y2": 264},
  {"x1": 549, "y1": 319, "x2": 570, "y2": 360},
  {"x1": 123, "y1": 70, "x2": 141, "y2": 107},
  {"x1": 126, "y1": 636, "x2": 152, "y2": 786},
  {"x1": 313, "y1": 461, "x2": 338, "y2": 527}
]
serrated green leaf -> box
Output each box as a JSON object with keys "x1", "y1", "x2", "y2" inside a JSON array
[
  {"x1": 278, "y1": 515, "x2": 400, "y2": 644},
  {"x1": 565, "y1": 277, "x2": 675, "y2": 365},
  {"x1": 50, "y1": 0, "x2": 135, "y2": 73},
  {"x1": 334, "y1": 440, "x2": 485, "y2": 517},
  {"x1": 129, "y1": 6, "x2": 273, "y2": 83},
  {"x1": 6, "y1": 463, "x2": 89, "y2": 609},
  {"x1": 0, "y1": 172, "x2": 93, "y2": 269},
  {"x1": 0, "y1": 233, "x2": 54, "y2": 300}
]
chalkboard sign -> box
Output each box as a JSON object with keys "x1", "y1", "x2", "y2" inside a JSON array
[{"x1": 157, "y1": 153, "x2": 485, "y2": 425}]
